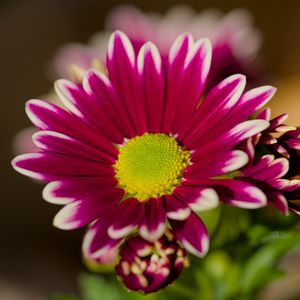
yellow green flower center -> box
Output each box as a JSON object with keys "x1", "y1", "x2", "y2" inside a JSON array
[{"x1": 114, "y1": 133, "x2": 190, "y2": 201}]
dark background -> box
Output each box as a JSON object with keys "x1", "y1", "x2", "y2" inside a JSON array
[{"x1": 1, "y1": 0, "x2": 300, "y2": 299}]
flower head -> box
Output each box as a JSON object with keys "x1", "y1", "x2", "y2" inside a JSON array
[
  {"x1": 12, "y1": 31, "x2": 273, "y2": 291},
  {"x1": 234, "y1": 107, "x2": 300, "y2": 216},
  {"x1": 116, "y1": 232, "x2": 188, "y2": 293},
  {"x1": 239, "y1": 154, "x2": 300, "y2": 215}
]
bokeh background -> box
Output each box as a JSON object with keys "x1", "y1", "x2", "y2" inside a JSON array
[{"x1": 1, "y1": 0, "x2": 300, "y2": 299}]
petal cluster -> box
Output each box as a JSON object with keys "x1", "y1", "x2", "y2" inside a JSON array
[{"x1": 235, "y1": 108, "x2": 300, "y2": 215}]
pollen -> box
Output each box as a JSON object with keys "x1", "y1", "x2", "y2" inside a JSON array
[{"x1": 114, "y1": 133, "x2": 190, "y2": 201}]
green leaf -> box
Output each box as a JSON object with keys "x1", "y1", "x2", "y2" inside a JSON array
[{"x1": 240, "y1": 231, "x2": 300, "y2": 297}]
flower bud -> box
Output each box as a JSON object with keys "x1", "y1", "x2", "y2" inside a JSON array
[{"x1": 115, "y1": 232, "x2": 189, "y2": 293}]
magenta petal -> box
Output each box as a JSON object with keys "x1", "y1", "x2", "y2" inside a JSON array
[
  {"x1": 242, "y1": 155, "x2": 274, "y2": 177},
  {"x1": 164, "y1": 195, "x2": 191, "y2": 220},
  {"x1": 170, "y1": 212, "x2": 209, "y2": 257},
  {"x1": 162, "y1": 34, "x2": 193, "y2": 133},
  {"x1": 240, "y1": 138, "x2": 255, "y2": 162},
  {"x1": 246, "y1": 157, "x2": 289, "y2": 181},
  {"x1": 174, "y1": 185, "x2": 219, "y2": 211},
  {"x1": 108, "y1": 198, "x2": 145, "y2": 239},
  {"x1": 172, "y1": 38, "x2": 212, "y2": 133},
  {"x1": 222, "y1": 86, "x2": 276, "y2": 129},
  {"x1": 208, "y1": 179, "x2": 267, "y2": 209},
  {"x1": 188, "y1": 150, "x2": 248, "y2": 177},
  {"x1": 82, "y1": 217, "x2": 122, "y2": 259},
  {"x1": 12, "y1": 153, "x2": 114, "y2": 181},
  {"x1": 268, "y1": 192, "x2": 289, "y2": 216},
  {"x1": 137, "y1": 42, "x2": 165, "y2": 133},
  {"x1": 87, "y1": 246, "x2": 119, "y2": 266},
  {"x1": 268, "y1": 179, "x2": 291, "y2": 190},
  {"x1": 107, "y1": 31, "x2": 147, "y2": 134},
  {"x1": 191, "y1": 119, "x2": 269, "y2": 152},
  {"x1": 33, "y1": 131, "x2": 114, "y2": 164},
  {"x1": 121, "y1": 274, "x2": 147, "y2": 292},
  {"x1": 56, "y1": 79, "x2": 125, "y2": 144},
  {"x1": 181, "y1": 74, "x2": 246, "y2": 143},
  {"x1": 286, "y1": 138, "x2": 300, "y2": 150},
  {"x1": 53, "y1": 195, "x2": 119, "y2": 230},
  {"x1": 269, "y1": 113, "x2": 289, "y2": 129},
  {"x1": 26, "y1": 100, "x2": 117, "y2": 157},
  {"x1": 83, "y1": 70, "x2": 135, "y2": 140},
  {"x1": 139, "y1": 198, "x2": 166, "y2": 241},
  {"x1": 283, "y1": 179, "x2": 300, "y2": 192},
  {"x1": 144, "y1": 272, "x2": 171, "y2": 294},
  {"x1": 54, "y1": 79, "x2": 88, "y2": 119},
  {"x1": 43, "y1": 178, "x2": 121, "y2": 204},
  {"x1": 257, "y1": 108, "x2": 271, "y2": 120}
]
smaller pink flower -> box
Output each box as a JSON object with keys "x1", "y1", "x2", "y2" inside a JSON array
[
  {"x1": 51, "y1": 44, "x2": 106, "y2": 82},
  {"x1": 240, "y1": 154, "x2": 300, "y2": 215},
  {"x1": 235, "y1": 108, "x2": 300, "y2": 215},
  {"x1": 115, "y1": 232, "x2": 188, "y2": 293}
]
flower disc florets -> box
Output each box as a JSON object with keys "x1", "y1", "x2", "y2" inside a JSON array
[
  {"x1": 116, "y1": 232, "x2": 189, "y2": 293},
  {"x1": 114, "y1": 133, "x2": 191, "y2": 201}
]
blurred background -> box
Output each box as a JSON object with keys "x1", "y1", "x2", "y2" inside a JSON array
[{"x1": 1, "y1": 0, "x2": 300, "y2": 299}]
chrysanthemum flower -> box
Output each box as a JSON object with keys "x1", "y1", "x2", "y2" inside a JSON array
[
  {"x1": 239, "y1": 154, "x2": 300, "y2": 215},
  {"x1": 232, "y1": 107, "x2": 300, "y2": 216},
  {"x1": 115, "y1": 231, "x2": 188, "y2": 293},
  {"x1": 12, "y1": 31, "x2": 271, "y2": 272}
]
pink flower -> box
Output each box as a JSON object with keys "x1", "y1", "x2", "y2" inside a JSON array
[
  {"x1": 240, "y1": 154, "x2": 300, "y2": 215},
  {"x1": 234, "y1": 108, "x2": 300, "y2": 216},
  {"x1": 12, "y1": 31, "x2": 272, "y2": 291}
]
